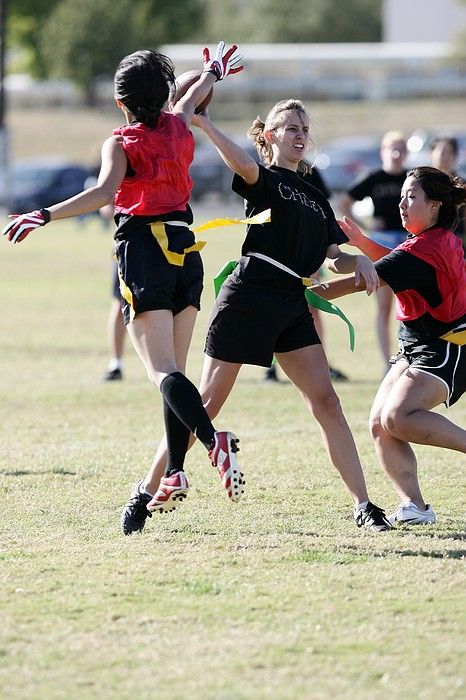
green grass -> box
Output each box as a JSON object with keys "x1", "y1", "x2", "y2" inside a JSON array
[{"x1": 0, "y1": 207, "x2": 465, "y2": 700}]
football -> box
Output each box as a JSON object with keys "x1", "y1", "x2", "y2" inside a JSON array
[{"x1": 173, "y1": 69, "x2": 214, "y2": 113}]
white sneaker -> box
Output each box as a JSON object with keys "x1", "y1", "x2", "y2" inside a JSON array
[{"x1": 388, "y1": 502, "x2": 437, "y2": 525}]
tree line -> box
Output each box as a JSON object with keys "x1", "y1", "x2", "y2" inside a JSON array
[{"x1": 8, "y1": 0, "x2": 382, "y2": 103}]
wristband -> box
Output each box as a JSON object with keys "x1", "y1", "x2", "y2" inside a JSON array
[{"x1": 40, "y1": 208, "x2": 51, "y2": 224}]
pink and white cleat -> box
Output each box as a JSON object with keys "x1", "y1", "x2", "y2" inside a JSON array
[
  {"x1": 147, "y1": 471, "x2": 189, "y2": 513},
  {"x1": 209, "y1": 431, "x2": 244, "y2": 502}
]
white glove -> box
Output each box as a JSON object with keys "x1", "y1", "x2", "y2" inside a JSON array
[
  {"x1": 202, "y1": 41, "x2": 243, "y2": 81},
  {"x1": 2, "y1": 208, "x2": 50, "y2": 244}
]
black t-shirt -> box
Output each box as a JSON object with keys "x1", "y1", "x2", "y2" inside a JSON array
[
  {"x1": 232, "y1": 164, "x2": 347, "y2": 277},
  {"x1": 348, "y1": 169, "x2": 406, "y2": 231},
  {"x1": 305, "y1": 168, "x2": 331, "y2": 199},
  {"x1": 375, "y1": 247, "x2": 466, "y2": 343}
]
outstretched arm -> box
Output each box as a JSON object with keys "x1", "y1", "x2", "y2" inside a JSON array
[
  {"x1": 325, "y1": 243, "x2": 379, "y2": 295},
  {"x1": 311, "y1": 271, "x2": 387, "y2": 301},
  {"x1": 338, "y1": 216, "x2": 393, "y2": 261},
  {"x1": 3, "y1": 136, "x2": 126, "y2": 243}
]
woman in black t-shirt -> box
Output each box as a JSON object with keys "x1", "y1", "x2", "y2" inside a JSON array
[
  {"x1": 314, "y1": 167, "x2": 466, "y2": 526},
  {"x1": 144, "y1": 99, "x2": 392, "y2": 532}
]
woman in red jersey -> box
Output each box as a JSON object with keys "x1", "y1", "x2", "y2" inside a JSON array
[
  {"x1": 2, "y1": 44, "x2": 246, "y2": 531},
  {"x1": 313, "y1": 167, "x2": 466, "y2": 526}
]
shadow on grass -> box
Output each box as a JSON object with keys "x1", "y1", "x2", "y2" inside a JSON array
[
  {"x1": 340, "y1": 539, "x2": 466, "y2": 560},
  {"x1": 1, "y1": 468, "x2": 76, "y2": 476},
  {"x1": 394, "y1": 548, "x2": 466, "y2": 559}
]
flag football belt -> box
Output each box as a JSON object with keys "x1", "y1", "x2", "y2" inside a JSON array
[
  {"x1": 193, "y1": 207, "x2": 355, "y2": 350},
  {"x1": 246, "y1": 252, "x2": 354, "y2": 350},
  {"x1": 439, "y1": 324, "x2": 466, "y2": 346},
  {"x1": 213, "y1": 256, "x2": 355, "y2": 351},
  {"x1": 150, "y1": 220, "x2": 205, "y2": 267}
]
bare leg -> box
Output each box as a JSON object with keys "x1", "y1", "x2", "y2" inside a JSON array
[
  {"x1": 370, "y1": 361, "x2": 425, "y2": 506},
  {"x1": 370, "y1": 361, "x2": 466, "y2": 507},
  {"x1": 375, "y1": 285, "x2": 395, "y2": 368},
  {"x1": 310, "y1": 307, "x2": 324, "y2": 343},
  {"x1": 107, "y1": 297, "x2": 126, "y2": 364},
  {"x1": 276, "y1": 345, "x2": 369, "y2": 505},
  {"x1": 144, "y1": 355, "x2": 241, "y2": 493},
  {"x1": 381, "y1": 368, "x2": 466, "y2": 450}
]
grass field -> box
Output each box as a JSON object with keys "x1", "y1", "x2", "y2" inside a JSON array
[{"x1": 0, "y1": 200, "x2": 465, "y2": 699}]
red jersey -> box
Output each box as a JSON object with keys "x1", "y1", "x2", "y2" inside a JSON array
[
  {"x1": 395, "y1": 227, "x2": 466, "y2": 323},
  {"x1": 113, "y1": 112, "x2": 195, "y2": 216}
]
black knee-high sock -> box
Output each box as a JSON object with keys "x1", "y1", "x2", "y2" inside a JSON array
[
  {"x1": 163, "y1": 399, "x2": 190, "y2": 477},
  {"x1": 160, "y1": 372, "x2": 215, "y2": 449}
]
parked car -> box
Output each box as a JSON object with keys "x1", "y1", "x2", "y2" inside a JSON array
[
  {"x1": 314, "y1": 135, "x2": 382, "y2": 192},
  {"x1": 0, "y1": 158, "x2": 91, "y2": 213}
]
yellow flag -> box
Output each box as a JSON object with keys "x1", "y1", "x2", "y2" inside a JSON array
[{"x1": 193, "y1": 208, "x2": 271, "y2": 233}]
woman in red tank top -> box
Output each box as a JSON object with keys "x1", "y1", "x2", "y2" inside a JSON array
[
  {"x1": 314, "y1": 167, "x2": 466, "y2": 526},
  {"x1": 2, "y1": 43, "x2": 247, "y2": 534}
]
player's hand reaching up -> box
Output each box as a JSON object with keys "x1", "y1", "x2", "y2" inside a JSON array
[
  {"x1": 2, "y1": 208, "x2": 50, "y2": 244},
  {"x1": 203, "y1": 42, "x2": 243, "y2": 81}
]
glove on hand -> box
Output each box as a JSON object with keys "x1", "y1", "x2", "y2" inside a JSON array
[
  {"x1": 2, "y1": 208, "x2": 50, "y2": 244},
  {"x1": 202, "y1": 41, "x2": 243, "y2": 81}
]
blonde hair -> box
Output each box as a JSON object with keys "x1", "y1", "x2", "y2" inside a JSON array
[{"x1": 247, "y1": 99, "x2": 313, "y2": 174}]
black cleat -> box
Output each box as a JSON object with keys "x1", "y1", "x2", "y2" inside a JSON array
[
  {"x1": 329, "y1": 366, "x2": 348, "y2": 381},
  {"x1": 264, "y1": 366, "x2": 278, "y2": 382},
  {"x1": 354, "y1": 501, "x2": 391, "y2": 532},
  {"x1": 104, "y1": 368, "x2": 123, "y2": 381},
  {"x1": 121, "y1": 480, "x2": 152, "y2": 535}
]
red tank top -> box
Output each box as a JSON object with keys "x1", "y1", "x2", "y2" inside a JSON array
[
  {"x1": 395, "y1": 227, "x2": 466, "y2": 323},
  {"x1": 113, "y1": 112, "x2": 194, "y2": 216}
]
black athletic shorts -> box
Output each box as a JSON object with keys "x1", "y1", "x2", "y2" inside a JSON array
[
  {"x1": 392, "y1": 328, "x2": 466, "y2": 407},
  {"x1": 114, "y1": 224, "x2": 203, "y2": 325},
  {"x1": 205, "y1": 256, "x2": 320, "y2": 367}
]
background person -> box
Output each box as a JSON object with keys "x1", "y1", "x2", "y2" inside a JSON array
[
  {"x1": 339, "y1": 131, "x2": 408, "y2": 375},
  {"x1": 127, "y1": 98, "x2": 391, "y2": 535},
  {"x1": 314, "y1": 166, "x2": 466, "y2": 525},
  {"x1": 104, "y1": 260, "x2": 127, "y2": 381},
  {"x1": 95, "y1": 201, "x2": 129, "y2": 382},
  {"x1": 430, "y1": 135, "x2": 465, "y2": 253}
]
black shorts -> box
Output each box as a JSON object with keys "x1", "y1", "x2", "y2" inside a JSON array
[
  {"x1": 393, "y1": 331, "x2": 466, "y2": 407},
  {"x1": 114, "y1": 224, "x2": 203, "y2": 325},
  {"x1": 205, "y1": 257, "x2": 320, "y2": 367}
]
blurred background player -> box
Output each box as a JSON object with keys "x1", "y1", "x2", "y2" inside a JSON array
[
  {"x1": 429, "y1": 135, "x2": 465, "y2": 254},
  {"x1": 104, "y1": 258, "x2": 127, "y2": 381},
  {"x1": 339, "y1": 131, "x2": 408, "y2": 375}
]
